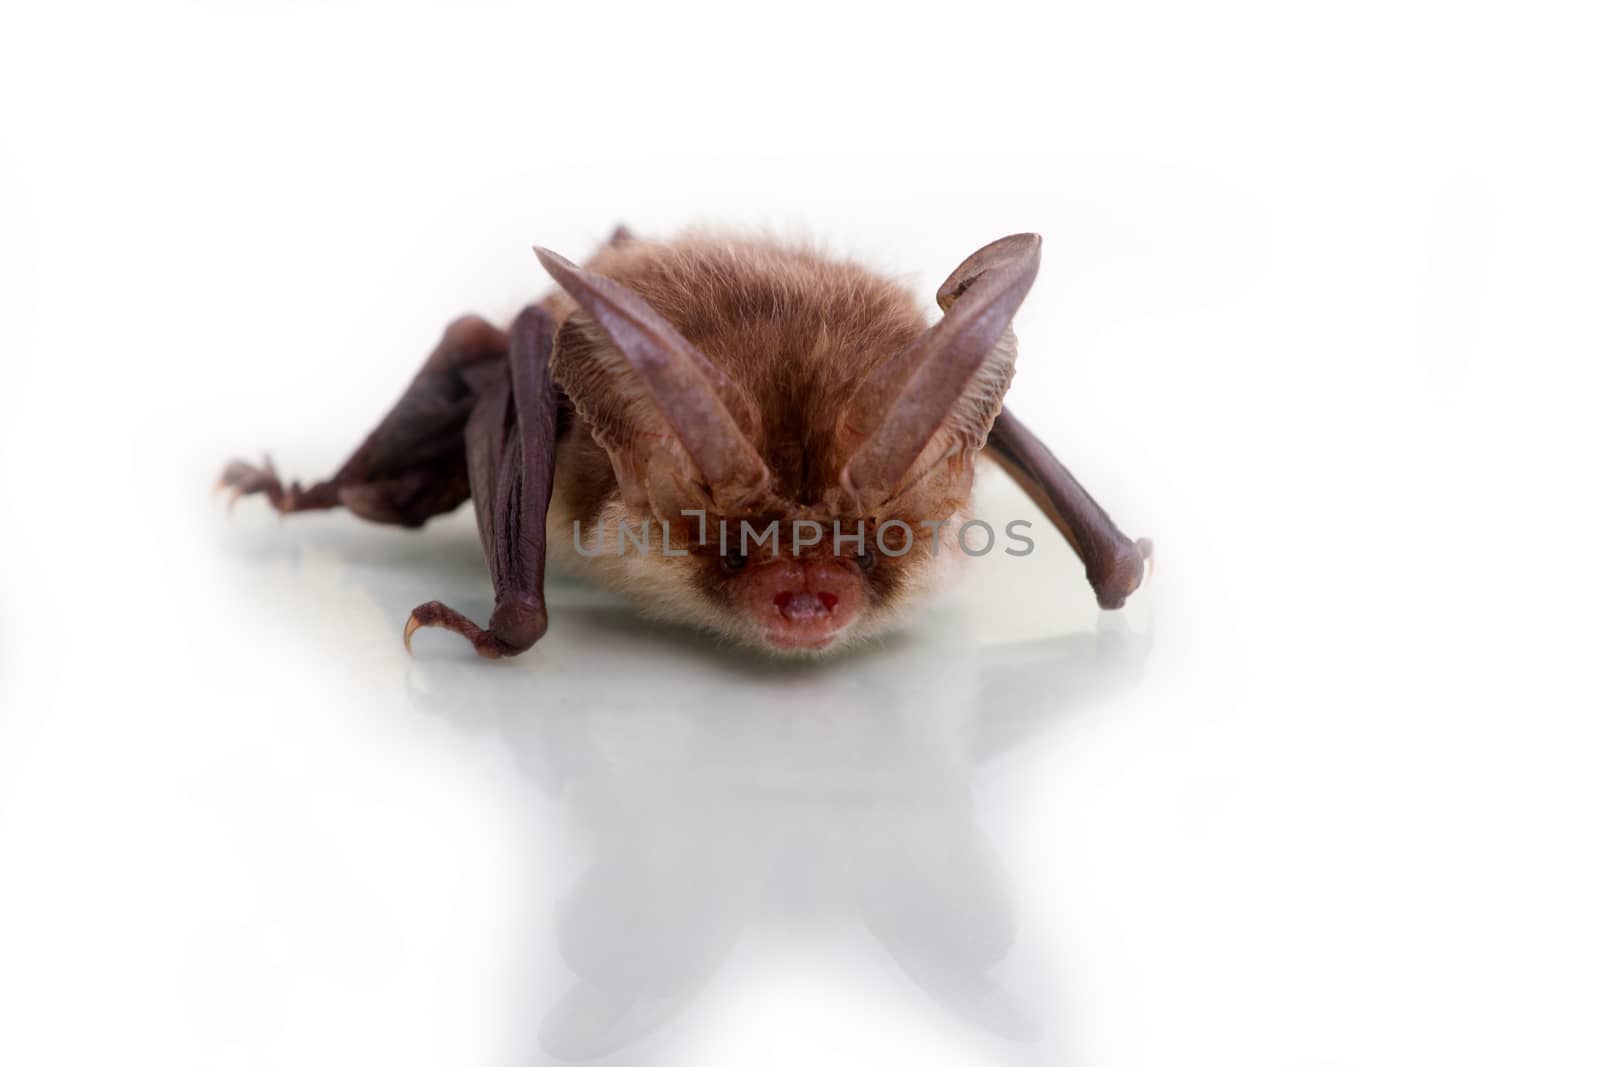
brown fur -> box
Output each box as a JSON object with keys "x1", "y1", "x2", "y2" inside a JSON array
[
  {"x1": 541, "y1": 233, "x2": 980, "y2": 651},
  {"x1": 549, "y1": 234, "x2": 929, "y2": 502}
]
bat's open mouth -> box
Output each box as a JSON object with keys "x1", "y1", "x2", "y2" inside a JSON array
[{"x1": 766, "y1": 593, "x2": 848, "y2": 650}]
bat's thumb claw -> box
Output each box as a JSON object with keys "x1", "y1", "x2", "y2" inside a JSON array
[{"x1": 403, "y1": 613, "x2": 425, "y2": 655}]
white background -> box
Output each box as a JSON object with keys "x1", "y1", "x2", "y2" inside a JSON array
[{"x1": 2, "y1": 2, "x2": 1598, "y2": 1065}]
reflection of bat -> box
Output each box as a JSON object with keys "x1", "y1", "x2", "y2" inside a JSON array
[
  {"x1": 402, "y1": 608, "x2": 1151, "y2": 1055},
  {"x1": 221, "y1": 228, "x2": 1151, "y2": 657}
]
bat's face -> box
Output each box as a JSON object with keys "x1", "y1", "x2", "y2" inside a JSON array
[
  {"x1": 539, "y1": 233, "x2": 1040, "y2": 655},
  {"x1": 557, "y1": 495, "x2": 967, "y2": 655}
]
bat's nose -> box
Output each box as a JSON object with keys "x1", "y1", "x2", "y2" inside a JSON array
[{"x1": 742, "y1": 557, "x2": 861, "y2": 651}]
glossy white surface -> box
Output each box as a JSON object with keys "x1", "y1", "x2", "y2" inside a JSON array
[{"x1": 3, "y1": 2, "x2": 1598, "y2": 1064}]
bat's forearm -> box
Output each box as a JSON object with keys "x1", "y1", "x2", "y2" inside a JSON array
[{"x1": 985, "y1": 406, "x2": 1151, "y2": 609}]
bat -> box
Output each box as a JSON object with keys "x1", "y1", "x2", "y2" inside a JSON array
[{"x1": 219, "y1": 227, "x2": 1152, "y2": 658}]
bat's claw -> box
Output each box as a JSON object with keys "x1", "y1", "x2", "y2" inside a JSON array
[
  {"x1": 216, "y1": 455, "x2": 339, "y2": 516},
  {"x1": 217, "y1": 455, "x2": 288, "y2": 512},
  {"x1": 404, "y1": 600, "x2": 509, "y2": 660}
]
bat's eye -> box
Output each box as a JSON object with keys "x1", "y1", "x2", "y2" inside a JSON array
[
  {"x1": 855, "y1": 548, "x2": 876, "y2": 572},
  {"x1": 720, "y1": 551, "x2": 749, "y2": 575}
]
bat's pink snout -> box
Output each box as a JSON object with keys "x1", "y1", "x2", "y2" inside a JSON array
[{"x1": 740, "y1": 558, "x2": 862, "y2": 652}]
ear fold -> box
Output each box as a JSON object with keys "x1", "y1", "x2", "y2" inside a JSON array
[
  {"x1": 838, "y1": 233, "x2": 1042, "y2": 512},
  {"x1": 534, "y1": 248, "x2": 772, "y2": 515}
]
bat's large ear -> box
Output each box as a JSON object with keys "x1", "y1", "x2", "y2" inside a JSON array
[
  {"x1": 838, "y1": 233, "x2": 1042, "y2": 512},
  {"x1": 535, "y1": 248, "x2": 771, "y2": 515}
]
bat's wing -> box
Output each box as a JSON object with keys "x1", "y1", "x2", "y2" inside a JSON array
[
  {"x1": 983, "y1": 406, "x2": 1152, "y2": 609},
  {"x1": 220, "y1": 310, "x2": 563, "y2": 658},
  {"x1": 221, "y1": 226, "x2": 644, "y2": 658},
  {"x1": 216, "y1": 315, "x2": 506, "y2": 525},
  {"x1": 405, "y1": 306, "x2": 561, "y2": 657}
]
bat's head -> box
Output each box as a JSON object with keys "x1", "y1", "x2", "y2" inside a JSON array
[{"x1": 537, "y1": 233, "x2": 1041, "y2": 655}]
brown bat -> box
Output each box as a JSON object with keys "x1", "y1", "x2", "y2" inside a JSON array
[{"x1": 220, "y1": 227, "x2": 1151, "y2": 658}]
